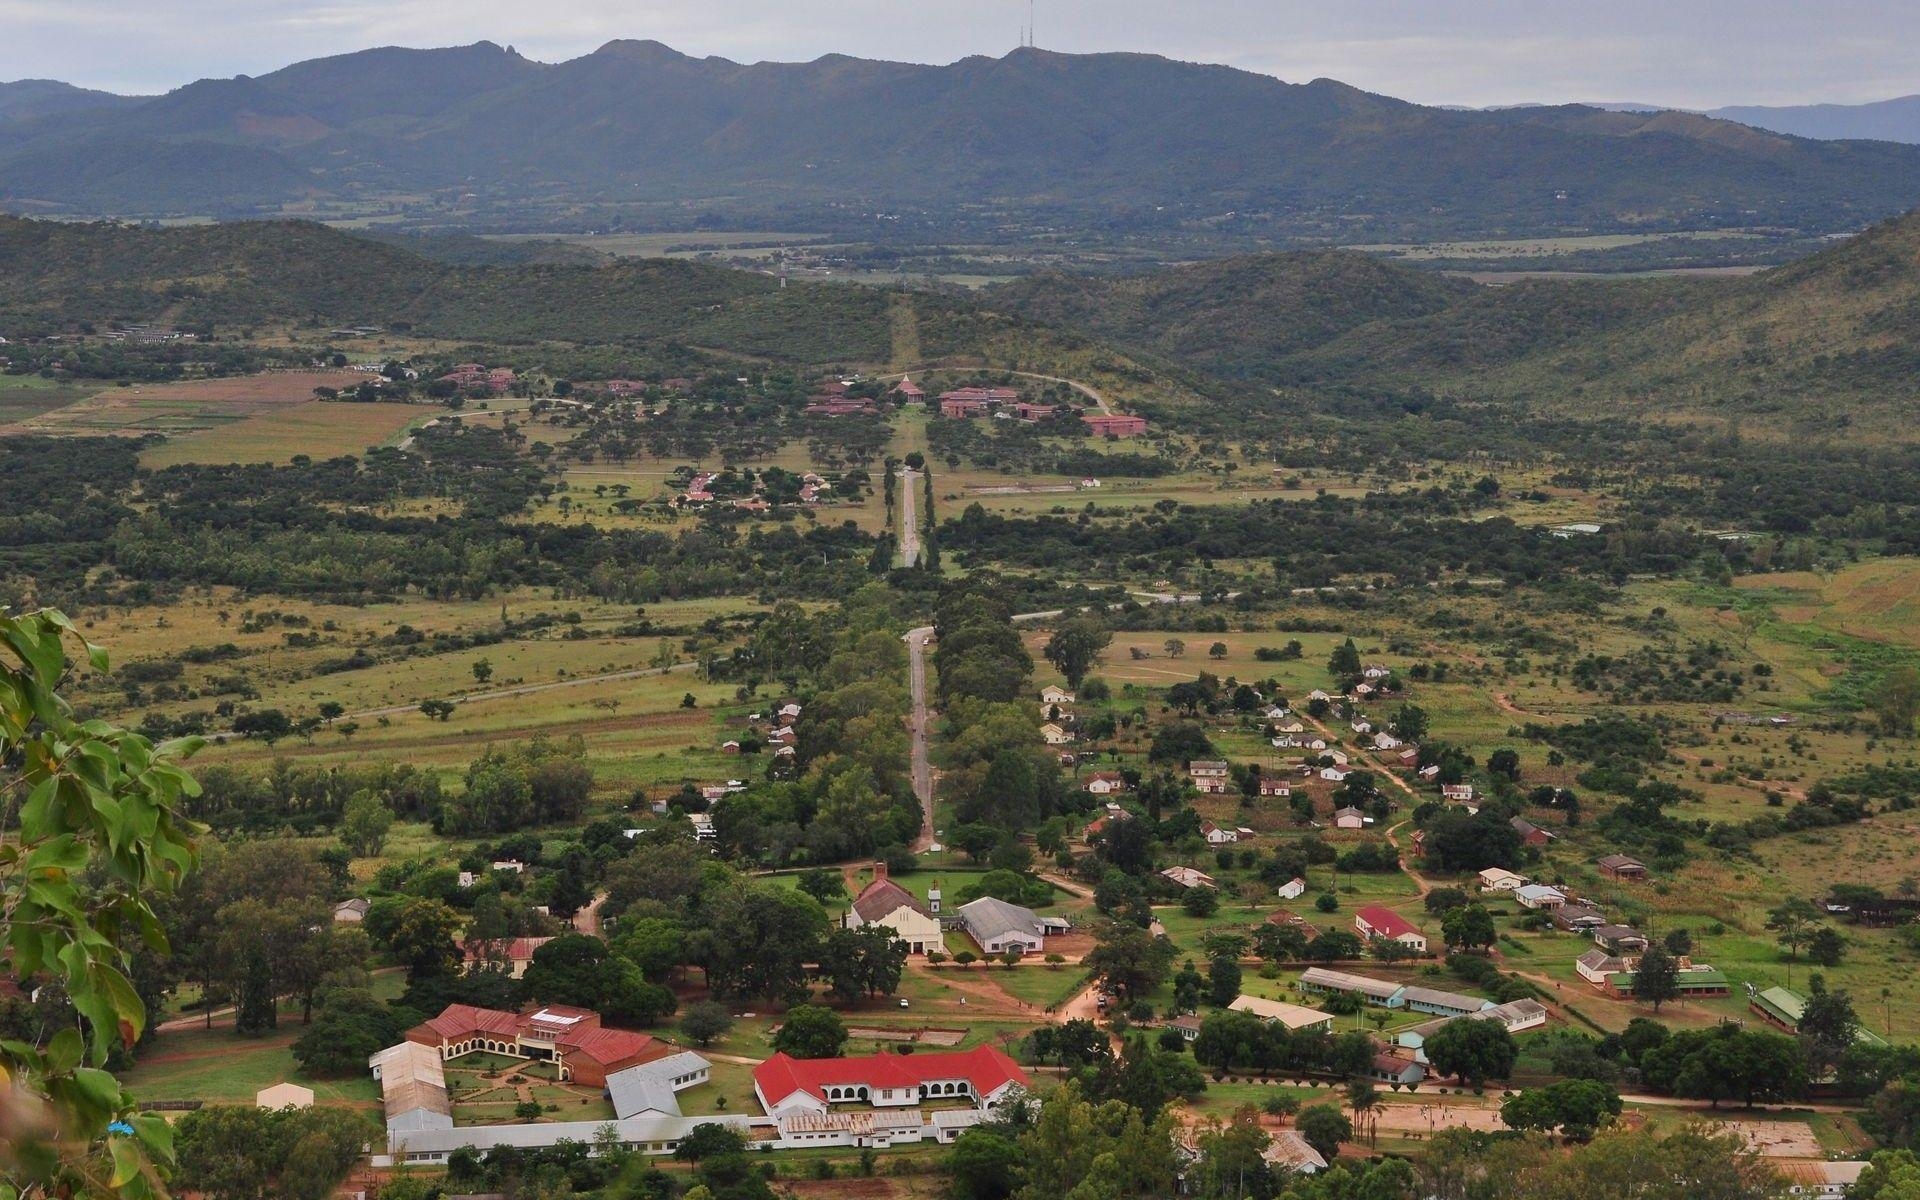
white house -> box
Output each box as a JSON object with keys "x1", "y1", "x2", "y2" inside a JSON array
[
  {"x1": 1040, "y1": 685, "x2": 1076, "y2": 707},
  {"x1": 1259, "y1": 776, "x2": 1291, "y2": 798},
  {"x1": 1277, "y1": 877, "x2": 1307, "y2": 900},
  {"x1": 1333, "y1": 806, "x2": 1366, "y2": 829},
  {"x1": 1477, "y1": 867, "x2": 1528, "y2": 891},
  {"x1": 1321, "y1": 766, "x2": 1353, "y2": 783},
  {"x1": 1514, "y1": 884, "x2": 1567, "y2": 910},
  {"x1": 1040, "y1": 723, "x2": 1075, "y2": 745},
  {"x1": 1373, "y1": 732, "x2": 1404, "y2": 751},
  {"x1": 1189, "y1": 760, "x2": 1231, "y2": 794},
  {"x1": 1441, "y1": 784, "x2": 1475, "y2": 802}
]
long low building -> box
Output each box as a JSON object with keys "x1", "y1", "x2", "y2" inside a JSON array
[
  {"x1": 1227, "y1": 995, "x2": 1336, "y2": 1032},
  {"x1": 1298, "y1": 968, "x2": 1405, "y2": 1008},
  {"x1": 1394, "y1": 999, "x2": 1548, "y2": 1063},
  {"x1": 753, "y1": 1045, "x2": 1029, "y2": 1118},
  {"x1": 1398, "y1": 985, "x2": 1495, "y2": 1018}
]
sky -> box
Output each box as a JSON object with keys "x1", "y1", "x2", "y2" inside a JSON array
[{"x1": 4, "y1": 0, "x2": 1918, "y2": 109}]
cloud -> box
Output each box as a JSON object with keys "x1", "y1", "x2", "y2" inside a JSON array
[{"x1": 1, "y1": 0, "x2": 1916, "y2": 108}]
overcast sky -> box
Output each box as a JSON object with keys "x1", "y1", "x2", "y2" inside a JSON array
[{"x1": 5, "y1": 0, "x2": 1918, "y2": 109}]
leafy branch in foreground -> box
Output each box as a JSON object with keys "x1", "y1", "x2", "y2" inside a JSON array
[{"x1": 2, "y1": 608, "x2": 203, "y2": 1199}]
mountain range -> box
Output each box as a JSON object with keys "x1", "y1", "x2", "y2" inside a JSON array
[{"x1": 5, "y1": 42, "x2": 1920, "y2": 241}]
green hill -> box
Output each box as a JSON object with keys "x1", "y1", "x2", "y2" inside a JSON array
[
  {"x1": 0, "y1": 217, "x2": 892, "y2": 361},
  {"x1": 993, "y1": 253, "x2": 1474, "y2": 378}
]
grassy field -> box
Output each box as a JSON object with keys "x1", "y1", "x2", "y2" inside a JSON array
[
  {"x1": 0, "y1": 373, "x2": 95, "y2": 426},
  {"x1": 10, "y1": 370, "x2": 371, "y2": 438},
  {"x1": 139, "y1": 398, "x2": 425, "y2": 466}
]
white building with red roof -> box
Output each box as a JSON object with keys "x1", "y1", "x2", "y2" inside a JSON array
[
  {"x1": 404, "y1": 1003, "x2": 678, "y2": 1087},
  {"x1": 752, "y1": 1045, "x2": 1030, "y2": 1118},
  {"x1": 1353, "y1": 906, "x2": 1428, "y2": 953}
]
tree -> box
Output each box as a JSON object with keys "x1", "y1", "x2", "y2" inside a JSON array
[
  {"x1": 1631, "y1": 945, "x2": 1682, "y2": 1011},
  {"x1": 1768, "y1": 898, "x2": 1823, "y2": 961},
  {"x1": 1043, "y1": 617, "x2": 1111, "y2": 689},
  {"x1": 1393, "y1": 703, "x2": 1431, "y2": 743},
  {"x1": 1086, "y1": 920, "x2": 1177, "y2": 1002},
  {"x1": 1207, "y1": 642, "x2": 1228, "y2": 659},
  {"x1": 773, "y1": 1004, "x2": 847, "y2": 1059},
  {"x1": 1164, "y1": 638, "x2": 1186, "y2": 658},
  {"x1": 1441, "y1": 904, "x2": 1498, "y2": 953},
  {"x1": 338, "y1": 790, "x2": 393, "y2": 857},
  {"x1": 1183, "y1": 885, "x2": 1221, "y2": 918},
  {"x1": 1808, "y1": 926, "x2": 1847, "y2": 967},
  {"x1": 1328, "y1": 638, "x2": 1362, "y2": 680},
  {"x1": 375, "y1": 898, "x2": 464, "y2": 981},
  {"x1": 1664, "y1": 927, "x2": 1694, "y2": 957},
  {"x1": 1296, "y1": 1104, "x2": 1353, "y2": 1160},
  {"x1": 291, "y1": 988, "x2": 407, "y2": 1077},
  {"x1": 1015, "y1": 1084, "x2": 1180, "y2": 1200},
  {"x1": 680, "y1": 1000, "x2": 735, "y2": 1048},
  {"x1": 1424, "y1": 1016, "x2": 1518, "y2": 1087},
  {"x1": 1798, "y1": 975, "x2": 1861, "y2": 1078},
  {"x1": 1877, "y1": 666, "x2": 1920, "y2": 737},
  {"x1": 418, "y1": 698, "x2": 456, "y2": 721},
  {"x1": 1206, "y1": 956, "x2": 1241, "y2": 1008},
  {"x1": 471, "y1": 657, "x2": 493, "y2": 685},
  {"x1": 818, "y1": 926, "x2": 908, "y2": 1001},
  {"x1": 1, "y1": 608, "x2": 201, "y2": 1200},
  {"x1": 947, "y1": 1128, "x2": 1021, "y2": 1200},
  {"x1": 1501, "y1": 1078, "x2": 1622, "y2": 1141}
]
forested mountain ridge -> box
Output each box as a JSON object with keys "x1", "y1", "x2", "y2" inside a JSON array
[
  {"x1": 995, "y1": 205, "x2": 1920, "y2": 438},
  {"x1": 0, "y1": 217, "x2": 895, "y2": 360},
  {"x1": 993, "y1": 253, "x2": 1475, "y2": 378},
  {"x1": 5, "y1": 41, "x2": 1920, "y2": 240}
]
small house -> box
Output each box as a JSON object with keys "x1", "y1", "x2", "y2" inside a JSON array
[
  {"x1": 1277, "y1": 877, "x2": 1307, "y2": 901},
  {"x1": 1514, "y1": 884, "x2": 1566, "y2": 910},
  {"x1": 1333, "y1": 806, "x2": 1367, "y2": 829},
  {"x1": 1510, "y1": 817, "x2": 1555, "y2": 846},
  {"x1": 1354, "y1": 906, "x2": 1427, "y2": 953},
  {"x1": 1202, "y1": 821, "x2": 1238, "y2": 846},
  {"x1": 1040, "y1": 723, "x2": 1075, "y2": 745},
  {"x1": 1597, "y1": 853, "x2": 1648, "y2": 881},
  {"x1": 1189, "y1": 760, "x2": 1231, "y2": 794},
  {"x1": 1476, "y1": 867, "x2": 1527, "y2": 891}
]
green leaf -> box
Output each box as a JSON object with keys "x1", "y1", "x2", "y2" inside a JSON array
[{"x1": 46, "y1": 1028, "x2": 84, "y2": 1075}]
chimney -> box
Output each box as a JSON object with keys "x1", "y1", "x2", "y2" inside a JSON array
[{"x1": 872, "y1": 860, "x2": 887, "y2": 884}]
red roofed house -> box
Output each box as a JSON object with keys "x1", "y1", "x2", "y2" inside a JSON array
[
  {"x1": 1354, "y1": 906, "x2": 1428, "y2": 954},
  {"x1": 753, "y1": 1045, "x2": 1030, "y2": 1118},
  {"x1": 1083, "y1": 413, "x2": 1148, "y2": 437},
  {"x1": 891, "y1": 377, "x2": 925, "y2": 402},
  {"x1": 405, "y1": 1004, "x2": 668, "y2": 1087},
  {"x1": 938, "y1": 386, "x2": 1018, "y2": 418}
]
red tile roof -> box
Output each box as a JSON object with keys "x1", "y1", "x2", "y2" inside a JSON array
[
  {"x1": 754, "y1": 1045, "x2": 1029, "y2": 1105},
  {"x1": 850, "y1": 877, "x2": 932, "y2": 924},
  {"x1": 1356, "y1": 905, "x2": 1421, "y2": 940},
  {"x1": 562, "y1": 1025, "x2": 659, "y2": 1070}
]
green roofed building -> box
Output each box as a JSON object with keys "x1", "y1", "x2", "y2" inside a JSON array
[
  {"x1": 1608, "y1": 966, "x2": 1729, "y2": 998},
  {"x1": 1751, "y1": 986, "x2": 1888, "y2": 1045},
  {"x1": 1750, "y1": 986, "x2": 1807, "y2": 1031}
]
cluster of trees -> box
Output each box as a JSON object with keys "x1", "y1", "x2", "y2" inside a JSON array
[
  {"x1": 934, "y1": 582, "x2": 1073, "y2": 838},
  {"x1": 173, "y1": 1105, "x2": 372, "y2": 1200},
  {"x1": 437, "y1": 735, "x2": 595, "y2": 835}
]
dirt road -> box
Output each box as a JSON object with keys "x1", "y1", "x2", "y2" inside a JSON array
[{"x1": 905, "y1": 625, "x2": 937, "y2": 850}]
